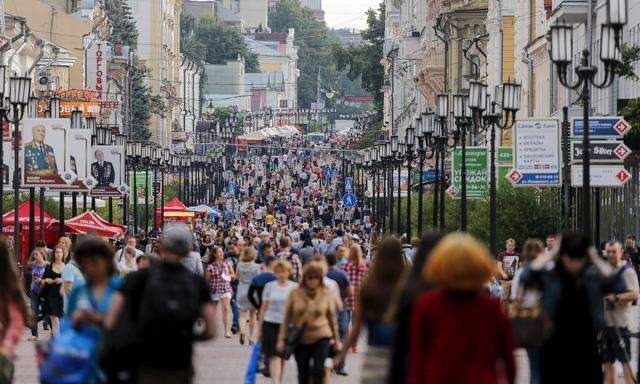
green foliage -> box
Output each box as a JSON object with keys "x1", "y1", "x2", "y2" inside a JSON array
[
  {"x1": 180, "y1": 14, "x2": 260, "y2": 72},
  {"x1": 130, "y1": 59, "x2": 152, "y2": 140},
  {"x1": 394, "y1": 186, "x2": 562, "y2": 251},
  {"x1": 269, "y1": 0, "x2": 339, "y2": 107},
  {"x1": 104, "y1": 0, "x2": 156, "y2": 140},
  {"x1": 332, "y1": 2, "x2": 385, "y2": 124},
  {"x1": 616, "y1": 44, "x2": 640, "y2": 136},
  {"x1": 105, "y1": 0, "x2": 138, "y2": 46}
]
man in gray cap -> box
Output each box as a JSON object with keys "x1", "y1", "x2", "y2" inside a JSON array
[{"x1": 105, "y1": 223, "x2": 216, "y2": 384}]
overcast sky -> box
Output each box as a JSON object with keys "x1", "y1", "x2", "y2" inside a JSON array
[{"x1": 323, "y1": 0, "x2": 379, "y2": 30}]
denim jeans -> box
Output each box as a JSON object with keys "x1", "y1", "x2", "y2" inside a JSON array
[
  {"x1": 29, "y1": 290, "x2": 40, "y2": 337},
  {"x1": 337, "y1": 309, "x2": 350, "y2": 341},
  {"x1": 527, "y1": 348, "x2": 540, "y2": 384},
  {"x1": 231, "y1": 284, "x2": 239, "y2": 329}
]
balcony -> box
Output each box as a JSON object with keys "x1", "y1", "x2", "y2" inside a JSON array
[{"x1": 550, "y1": 0, "x2": 588, "y2": 24}]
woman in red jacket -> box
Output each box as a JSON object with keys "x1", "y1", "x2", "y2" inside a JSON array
[{"x1": 409, "y1": 233, "x2": 516, "y2": 384}]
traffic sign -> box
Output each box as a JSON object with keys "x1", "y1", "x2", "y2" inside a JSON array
[
  {"x1": 345, "y1": 177, "x2": 353, "y2": 192},
  {"x1": 512, "y1": 119, "x2": 561, "y2": 186},
  {"x1": 342, "y1": 193, "x2": 357, "y2": 207},
  {"x1": 324, "y1": 168, "x2": 333, "y2": 178},
  {"x1": 446, "y1": 185, "x2": 459, "y2": 198},
  {"x1": 571, "y1": 141, "x2": 631, "y2": 162},
  {"x1": 570, "y1": 165, "x2": 632, "y2": 187},
  {"x1": 451, "y1": 147, "x2": 488, "y2": 199},
  {"x1": 571, "y1": 117, "x2": 631, "y2": 138}
]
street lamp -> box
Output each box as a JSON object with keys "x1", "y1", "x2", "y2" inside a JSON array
[
  {"x1": 405, "y1": 126, "x2": 415, "y2": 239},
  {"x1": 549, "y1": 0, "x2": 626, "y2": 238},
  {"x1": 4, "y1": 75, "x2": 31, "y2": 261},
  {"x1": 468, "y1": 79, "x2": 521, "y2": 255}
]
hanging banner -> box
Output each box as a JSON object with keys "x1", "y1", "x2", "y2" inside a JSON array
[
  {"x1": 89, "y1": 145, "x2": 125, "y2": 197},
  {"x1": 85, "y1": 39, "x2": 110, "y2": 99},
  {"x1": 22, "y1": 118, "x2": 75, "y2": 187},
  {"x1": 130, "y1": 172, "x2": 152, "y2": 204},
  {"x1": 507, "y1": 119, "x2": 561, "y2": 187},
  {"x1": 450, "y1": 147, "x2": 488, "y2": 199},
  {"x1": 53, "y1": 129, "x2": 96, "y2": 192},
  {"x1": 3, "y1": 141, "x2": 12, "y2": 187}
]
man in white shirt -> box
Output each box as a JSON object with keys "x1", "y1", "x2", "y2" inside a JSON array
[{"x1": 114, "y1": 236, "x2": 143, "y2": 262}]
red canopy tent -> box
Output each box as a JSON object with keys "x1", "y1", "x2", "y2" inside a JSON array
[
  {"x1": 93, "y1": 213, "x2": 127, "y2": 233},
  {"x1": 155, "y1": 198, "x2": 193, "y2": 225},
  {"x1": 2, "y1": 201, "x2": 60, "y2": 263},
  {"x1": 50, "y1": 211, "x2": 125, "y2": 238}
]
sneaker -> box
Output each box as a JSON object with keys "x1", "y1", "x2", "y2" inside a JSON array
[
  {"x1": 28, "y1": 336, "x2": 38, "y2": 341},
  {"x1": 240, "y1": 333, "x2": 245, "y2": 345},
  {"x1": 336, "y1": 369, "x2": 348, "y2": 376}
]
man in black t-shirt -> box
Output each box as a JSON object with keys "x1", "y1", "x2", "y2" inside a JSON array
[{"x1": 105, "y1": 224, "x2": 216, "y2": 384}]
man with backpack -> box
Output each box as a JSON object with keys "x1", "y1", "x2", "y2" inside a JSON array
[{"x1": 105, "y1": 223, "x2": 216, "y2": 384}]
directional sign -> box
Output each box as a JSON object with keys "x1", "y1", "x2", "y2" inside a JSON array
[
  {"x1": 324, "y1": 168, "x2": 333, "y2": 178},
  {"x1": 345, "y1": 177, "x2": 353, "y2": 192},
  {"x1": 228, "y1": 181, "x2": 237, "y2": 197},
  {"x1": 412, "y1": 169, "x2": 439, "y2": 184},
  {"x1": 570, "y1": 165, "x2": 632, "y2": 187},
  {"x1": 512, "y1": 119, "x2": 561, "y2": 186},
  {"x1": 571, "y1": 141, "x2": 631, "y2": 162},
  {"x1": 446, "y1": 185, "x2": 459, "y2": 198},
  {"x1": 572, "y1": 117, "x2": 631, "y2": 138},
  {"x1": 498, "y1": 147, "x2": 513, "y2": 164},
  {"x1": 342, "y1": 193, "x2": 357, "y2": 207}
]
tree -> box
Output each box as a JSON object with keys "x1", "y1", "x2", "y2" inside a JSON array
[
  {"x1": 332, "y1": 2, "x2": 385, "y2": 146},
  {"x1": 269, "y1": 0, "x2": 340, "y2": 107},
  {"x1": 180, "y1": 14, "x2": 259, "y2": 72},
  {"x1": 104, "y1": 0, "x2": 157, "y2": 139}
]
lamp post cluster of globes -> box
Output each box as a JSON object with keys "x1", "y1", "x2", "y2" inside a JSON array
[{"x1": 358, "y1": 80, "x2": 521, "y2": 255}]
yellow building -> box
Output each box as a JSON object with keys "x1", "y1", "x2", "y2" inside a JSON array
[{"x1": 128, "y1": 0, "x2": 183, "y2": 146}]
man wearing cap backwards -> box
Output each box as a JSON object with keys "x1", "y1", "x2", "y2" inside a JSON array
[{"x1": 105, "y1": 223, "x2": 216, "y2": 384}]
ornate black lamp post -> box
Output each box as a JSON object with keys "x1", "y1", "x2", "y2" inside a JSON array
[
  {"x1": 404, "y1": 127, "x2": 415, "y2": 239},
  {"x1": 549, "y1": 0, "x2": 627, "y2": 237},
  {"x1": 468, "y1": 79, "x2": 521, "y2": 255}
]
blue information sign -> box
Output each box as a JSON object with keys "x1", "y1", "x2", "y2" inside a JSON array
[
  {"x1": 571, "y1": 117, "x2": 631, "y2": 138},
  {"x1": 228, "y1": 181, "x2": 236, "y2": 197},
  {"x1": 342, "y1": 193, "x2": 357, "y2": 207},
  {"x1": 324, "y1": 168, "x2": 334, "y2": 178},
  {"x1": 345, "y1": 177, "x2": 353, "y2": 192}
]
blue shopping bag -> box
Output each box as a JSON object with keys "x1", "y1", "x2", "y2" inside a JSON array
[
  {"x1": 40, "y1": 320, "x2": 99, "y2": 384},
  {"x1": 244, "y1": 341, "x2": 261, "y2": 384}
]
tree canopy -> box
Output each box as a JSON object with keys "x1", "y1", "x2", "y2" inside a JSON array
[
  {"x1": 180, "y1": 14, "x2": 259, "y2": 72},
  {"x1": 269, "y1": 0, "x2": 339, "y2": 107}
]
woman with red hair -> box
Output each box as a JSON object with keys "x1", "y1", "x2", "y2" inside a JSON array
[{"x1": 408, "y1": 233, "x2": 516, "y2": 384}]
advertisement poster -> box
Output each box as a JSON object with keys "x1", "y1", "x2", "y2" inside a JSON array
[
  {"x1": 3, "y1": 141, "x2": 12, "y2": 187},
  {"x1": 22, "y1": 118, "x2": 74, "y2": 187},
  {"x1": 509, "y1": 119, "x2": 561, "y2": 186},
  {"x1": 130, "y1": 172, "x2": 152, "y2": 204},
  {"x1": 55, "y1": 129, "x2": 94, "y2": 192},
  {"x1": 89, "y1": 145, "x2": 125, "y2": 197},
  {"x1": 451, "y1": 147, "x2": 488, "y2": 199}
]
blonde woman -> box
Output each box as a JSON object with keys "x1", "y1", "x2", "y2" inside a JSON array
[
  {"x1": 259, "y1": 260, "x2": 297, "y2": 384},
  {"x1": 236, "y1": 247, "x2": 261, "y2": 345},
  {"x1": 42, "y1": 247, "x2": 66, "y2": 335}
]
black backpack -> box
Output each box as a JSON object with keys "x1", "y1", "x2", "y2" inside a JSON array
[{"x1": 137, "y1": 265, "x2": 201, "y2": 344}]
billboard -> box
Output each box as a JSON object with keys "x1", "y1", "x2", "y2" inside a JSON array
[
  {"x1": 89, "y1": 145, "x2": 125, "y2": 197},
  {"x1": 21, "y1": 118, "x2": 74, "y2": 187},
  {"x1": 54, "y1": 129, "x2": 95, "y2": 192}
]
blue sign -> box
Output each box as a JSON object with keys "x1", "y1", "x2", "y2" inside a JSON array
[
  {"x1": 228, "y1": 181, "x2": 237, "y2": 197},
  {"x1": 345, "y1": 177, "x2": 353, "y2": 192},
  {"x1": 571, "y1": 117, "x2": 631, "y2": 138},
  {"x1": 324, "y1": 168, "x2": 334, "y2": 178},
  {"x1": 342, "y1": 193, "x2": 357, "y2": 208}
]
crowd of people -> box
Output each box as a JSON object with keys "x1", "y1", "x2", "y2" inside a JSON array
[{"x1": 0, "y1": 135, "x2": 640, "y2": 384}]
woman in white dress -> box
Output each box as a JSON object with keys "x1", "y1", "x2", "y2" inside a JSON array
[{"x1": 235, "y1": 247, "x2": 261, "y2": 345}]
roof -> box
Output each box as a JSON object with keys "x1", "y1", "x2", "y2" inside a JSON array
[
  {"x1": 245, "y1": 72, "x2": 285, "y2": 91},
  {"x1": 244, "y1": 36, "x2": 283, "y2": 57},
  {"x1": 249, "y1": 32, "x2": 288, "y2": 43}
]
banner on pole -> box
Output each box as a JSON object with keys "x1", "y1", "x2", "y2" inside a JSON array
[
  {"x1": 89, "y1": 145, "x2": 126, "y2": 197},
  {"x1": 53, "y1": 129, "x2": 96, "y2": 192},
  {"x1": 508, "y1": 119, "x2": 561, "y2": 186},
  {"x1": 21, "y1": 118, "x2": 76, "y2": 188},
  {"x1": 451, "y1": 147, "x2": 488, "y2": 199},
  {"x1": 130, "y1": 172, "x2": 152, "y2": 203}
]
